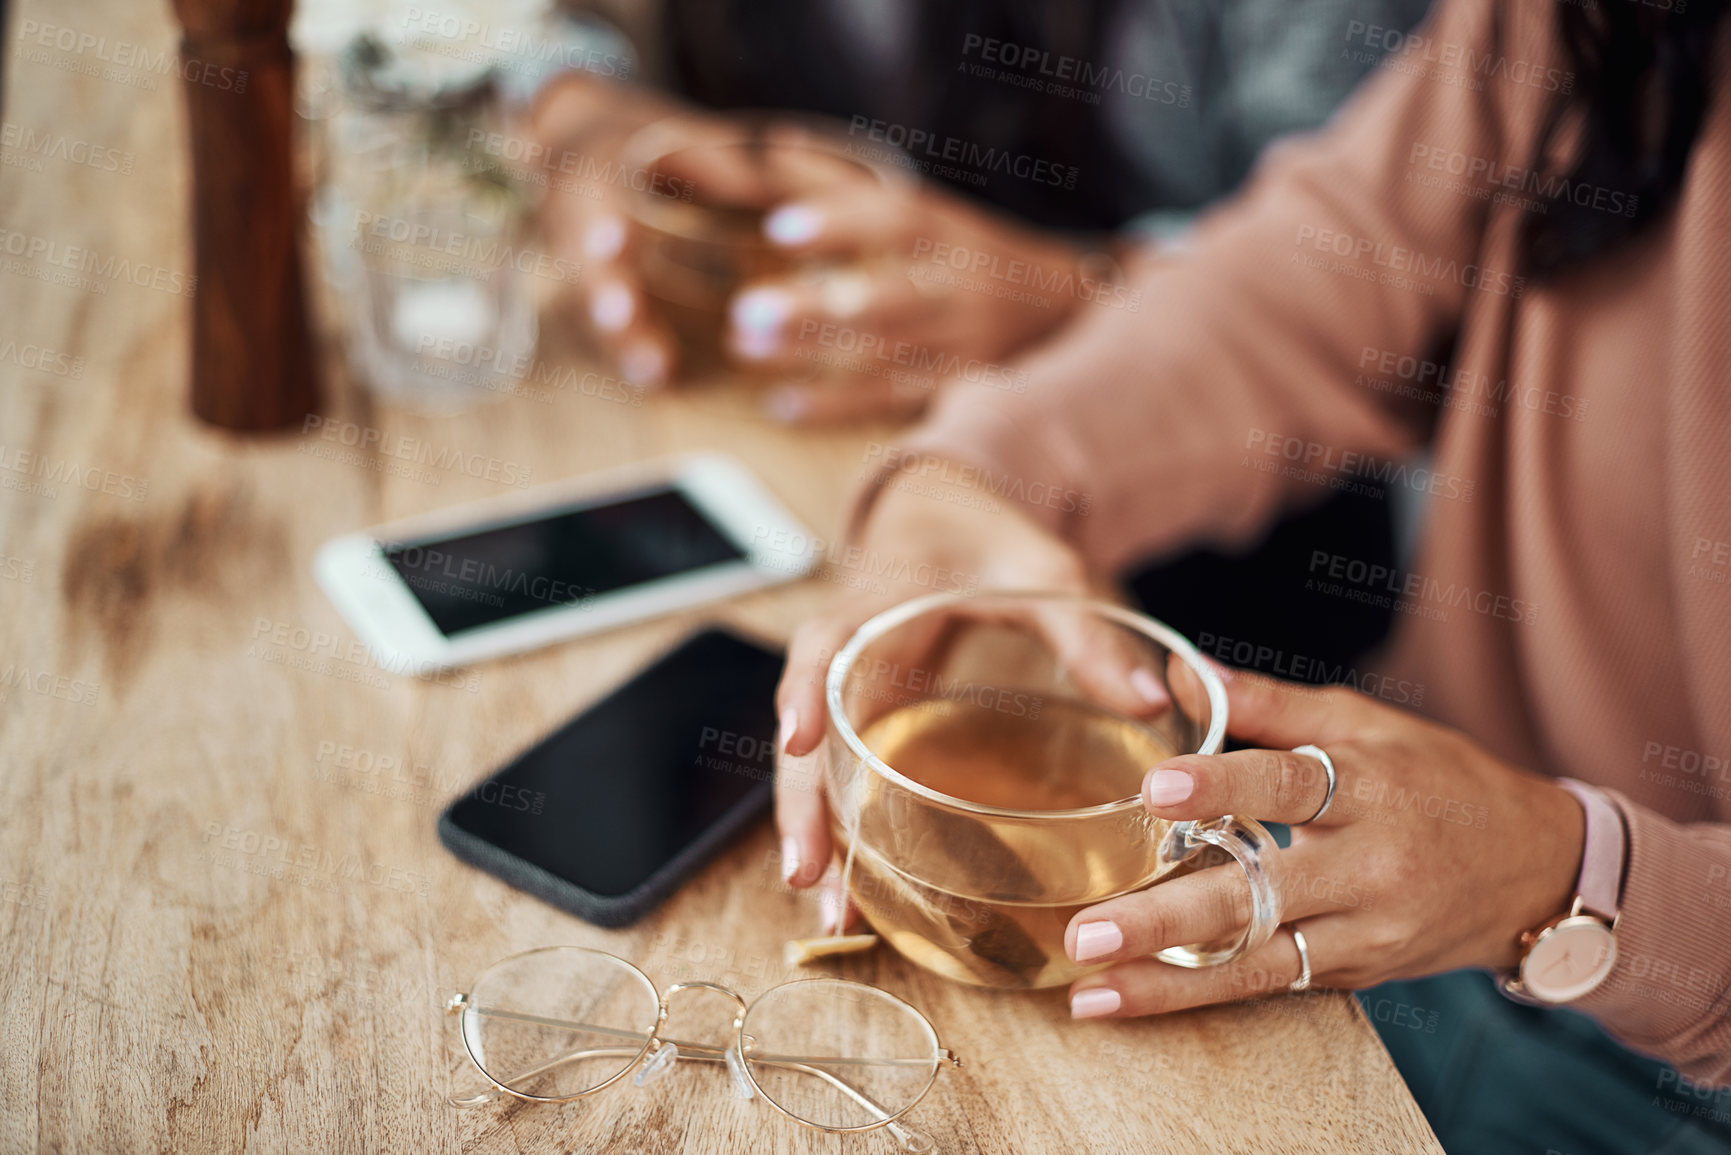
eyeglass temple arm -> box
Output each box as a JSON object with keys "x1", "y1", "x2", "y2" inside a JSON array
[
  {"x1": 451, "y1": 1009, "x2": 949, "y2": 1151},
  {"x1": 448, "y1": 1044, "x2": 645, "y2": 1108},
  {"x1": 745, "y1": 1053, "x2": 939, "y2": 1153},
  {"x1": 450, "y1": 1045, "x2": 934, "y2": 1153}
]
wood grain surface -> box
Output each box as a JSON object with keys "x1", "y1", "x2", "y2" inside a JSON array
[{"x1": 0, "y1": 1, "x2": 1441, "y2": 1151}]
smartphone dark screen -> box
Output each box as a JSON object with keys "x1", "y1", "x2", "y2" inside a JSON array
[
  {"x1": 441, "y1": 629, "x2": 784, "y2": 916},
  {"x1": 384, "y1": 487, "x2": 745, "y2": 637}
]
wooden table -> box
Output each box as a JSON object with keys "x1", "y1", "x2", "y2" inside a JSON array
[{"x1": 0, "y1": 2, "x2": 1441, "y2": 1151}]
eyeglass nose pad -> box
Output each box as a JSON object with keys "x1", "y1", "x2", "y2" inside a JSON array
[
  {"x1": 633, "y1": 1041, "x2": 679, "y2": 1088},
  {"x1": 894, "y1": 1125, "x2": 935, "y2": 1153},
  {"x1": 724, "y1": 1044, "x2": 754, "y2": 1100}
]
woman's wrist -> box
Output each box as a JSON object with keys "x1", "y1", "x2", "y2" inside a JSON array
[
  {"x1": 843, "y1": 450, "x2": 983, "y2": 546},
  {"x1": 1494, "y1": 775, "x2": 1589, "y2": 966}
]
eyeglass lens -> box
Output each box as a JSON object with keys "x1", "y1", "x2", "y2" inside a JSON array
[
  {"x1": 464, "y1": 947, "x2": 661, "y2": 1100},
  {"x1": 740, "y1": 979, "x2": 942, "y2": 1130}
]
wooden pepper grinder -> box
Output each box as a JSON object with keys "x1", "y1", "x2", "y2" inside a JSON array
[{"x1": 170, "y1": 0, "x2": 320, "y2": 431}]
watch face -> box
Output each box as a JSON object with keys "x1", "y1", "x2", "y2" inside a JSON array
[{"x1": 1521, "y1": 917, "x2": 1617, "y2": 1003}]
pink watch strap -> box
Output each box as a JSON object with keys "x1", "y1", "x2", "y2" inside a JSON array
[{"x1": 1556, "y1": 778, "x2": 1625, "y2": 922}]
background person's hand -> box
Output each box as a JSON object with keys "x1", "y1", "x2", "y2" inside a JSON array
[
  {"x1": 534, "y1": 77, "x2": 1092, "y2": 414},
  {"x1": 728, "y1": 182, "x2": 1092, "y2": 425},
  {"x1": 531, "y1": 75, "x2": 717, "y2": 389},
  {"x1": 1061, "y1": 670, "x2": 1587, "y2": 1019}
]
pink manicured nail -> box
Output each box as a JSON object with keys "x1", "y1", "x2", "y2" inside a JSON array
[
  {"x1": 819, "y1": 888, "x2": 846, "y2": 934},
  {"x1": 764, "y1": 204, "x2": 823, "y2": 245},
  {"x1": 589, "y1": 281, "x2": 634, "y2": 332},
  {"x1": 1070, "y1": 988, "x2": 1121, "y2": 1019},
  {"x1": 1073, "y1": 920, "x2": 1123, "y2": 963},
  {"x1": 619, "y1": 342, "x2": 667, "y2": 388},
  {"x1": 780, "y1": 835, "x2": 801, "y2": 884},
  {"x1": 729, "y1": 287, "x2": 793, "y2": 348},
  {"x1": 1145, "y1": 768, "x2": 1194, "y2": 807},
  {"x1": 1130, "y1": 667, "x2": 1169, "y2": 708},
  {"x1": 582, "y1": 215, "x2": 626, "y2": 260},
  {"x1": 780, "y1": 706, "x2": 800, "y2": 753}
]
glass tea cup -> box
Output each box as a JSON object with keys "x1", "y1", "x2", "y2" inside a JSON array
[
  {"x1": 619, "y1": 114, "x2": 904, "y2": 376},
  {"x1": 823, "y1": 591, "x2": 1281, "y2": 990}
]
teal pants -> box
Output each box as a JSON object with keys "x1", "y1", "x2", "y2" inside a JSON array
[{"x1": 1361, "y1": 972, "x2": 1731, "y2": 1154}]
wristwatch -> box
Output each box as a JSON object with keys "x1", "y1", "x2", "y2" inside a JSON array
[{"x1": 1498, "y1": 778, "x2": 1626, "y2": 1005}]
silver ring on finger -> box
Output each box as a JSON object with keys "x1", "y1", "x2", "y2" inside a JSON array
[
  {"x1": 1287, "y1": 925, "x2": 1313, "y2": 994},
  {"x1": 1291, "y1": 744, "x2": 1338, "y2": 826}
]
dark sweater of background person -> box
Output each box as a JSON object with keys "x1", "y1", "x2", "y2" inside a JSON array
[{"x1": 637, "y1": 0, "x2": 1437, "y2": 230}]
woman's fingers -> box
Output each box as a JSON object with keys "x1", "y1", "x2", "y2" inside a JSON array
[
  {"x1": 1025, "y1": 598, "x2": 1172, "y2": 720},
  {"x1": 571, "y1": 211, "x2": 677, "y2": 389},
  {"x1": 774, "y1": 615, "x2": 857, "y2": 887},
  {"x1": 727, "y1": 186, "x2": 947, "y2": 370},
  {"x1": 1137, "y1": 673, "x2": 1382, "y2": 825},
  {"x1": 759, "y1": 182, "x2": 916, "y2": 260},
  {"x1": 1063, "y1": 841, "x2": 1351, "y2": 969},
  {"x1": 1142, "y1": 746, "x2": 1345, "y2": 827},
  {"x1": 773, "y1": 600, "x2": 937, "y2": 881},
  {"x1": 1219, "y1": 672, "x2": 1371, "y2": 750},
  {"x1": 1164, "y1": 650, "x2": 1222, "y2": 722},
  {"x1": 772, "y1": 739, "x2": 828, "y2": 890},
  {"x1": 543, "y1": 200, "x2": 678, "y2": 389},
  {"x1": 777, "y1": 614, "x2": 850, "y2": 761},
  {"x1": 1068, "y1": 913, "x2": 1355, "y2": 1019},
  {"x1": 816, "y1": 865, "x2": 866, "y2": 935},
  {"x1": 1064, "y1": 864, "x2": 1256, "y2": 967},
  {"x1": 585, "y1": 267, "x2": 676, "y2": 389},
  {"x1": 774, "y1": 593, "x2": 958, "y2": 892},
  {"x1": 726, "y1": 265, "x2": 928, "y2": 370}
]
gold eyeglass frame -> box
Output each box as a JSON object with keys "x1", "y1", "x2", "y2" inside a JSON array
[{"x1": 445, "y1": 946, "x2": 963, "y2": 1152}]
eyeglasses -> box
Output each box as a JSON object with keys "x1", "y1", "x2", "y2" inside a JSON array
[{"x1": 445, "y1": 946, "x2": 963, "y2": 1153}]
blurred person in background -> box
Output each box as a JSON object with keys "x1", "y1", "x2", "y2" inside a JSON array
[
  {"x1": 766, "y1": 0, "x2": 1731, "y2": 1151},
  {"x1": 532, "y1": 0, "x2": 1438, "y2": 706},
  {"x1": 532, "y1": 0, "x2": 1433, "y2": 414}
]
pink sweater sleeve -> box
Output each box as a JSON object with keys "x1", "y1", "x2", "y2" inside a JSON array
[
  {"x1": 894, "y1": 0, "x2": 1520, "y2": 573},
  {"x1": 1580, "y1": 794, "x2": 1731, "y2": 1085}
]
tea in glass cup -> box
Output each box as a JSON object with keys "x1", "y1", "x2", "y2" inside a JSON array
[
  {"x1": 620, "y1": 116, "x2": 902, "y2": 376},
  {"x1": 824, "y1": 592, "x2": 1281, "y2": 990}
]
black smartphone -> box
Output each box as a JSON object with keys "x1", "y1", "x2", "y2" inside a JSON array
[{"x1": 438, "y1": 627, "x2": 786, "y2": 927}]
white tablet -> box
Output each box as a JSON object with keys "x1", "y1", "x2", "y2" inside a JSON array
[{"x1": 314, "y1": 453, "x2": 816, "y2": 674}]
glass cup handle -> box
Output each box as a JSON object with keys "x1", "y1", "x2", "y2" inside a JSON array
[{"x1": 1154, "y1": 817, "x2": 1283, "y2": 969}]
